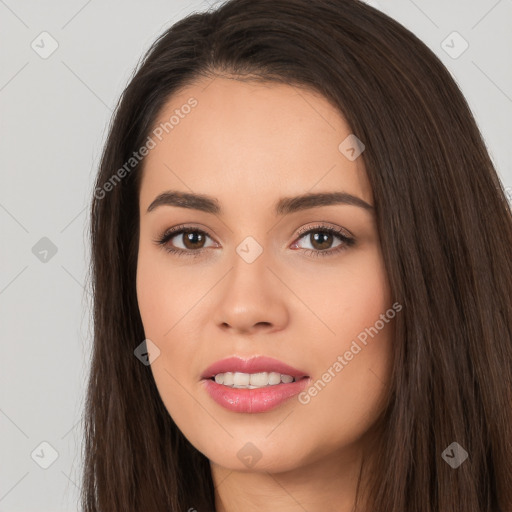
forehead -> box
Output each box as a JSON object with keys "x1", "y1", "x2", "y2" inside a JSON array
[{"x1": 139, "y1": 76, "x2": 372, "y2": 213}]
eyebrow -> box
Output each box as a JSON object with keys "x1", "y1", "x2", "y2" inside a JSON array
[{"x1": 146, "y1": 190, "x2": 374, "y2": 216}]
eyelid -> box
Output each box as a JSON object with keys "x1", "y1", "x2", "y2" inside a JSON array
[
  {"x1": 295, "y1": 222, "x2": 354, "y2": 239},
  {"x1": 157, "y1": 222, "x2": 353, "y2": 243},
  {"x1": 155, "y1": 223, "x2": 218, "y2": 247},
  {"x1": 155, "y1": 222, "x2": 355, "y2": 257},
  {"x1": 290, "y1": 223, "x2": 355, "y2": 256}
]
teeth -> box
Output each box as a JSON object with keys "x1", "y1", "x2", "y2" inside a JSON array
[
  {"x1": 233, "y1": 372, "x2": 250, "y2": 386},
  {"x1": 213, "y1": 371, "x2": 297, "y2": 388},
  {"x1": 221, "y1": 372, "x2": 234, "y2": 386},
  {"x1": 268, "y1": 372, "x2": 281, "y2": 385},
  {"x1": 248, "y1": 372, "x2": 268, "y2": 386}
]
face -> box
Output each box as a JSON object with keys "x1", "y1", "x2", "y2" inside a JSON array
[{"x1": 136, "y1": 76, "x2": 395, "y2": 474}]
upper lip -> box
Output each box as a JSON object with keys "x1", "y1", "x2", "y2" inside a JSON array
[{"x1": 201, "y1": 356, "x2": 309, "y2": 380}]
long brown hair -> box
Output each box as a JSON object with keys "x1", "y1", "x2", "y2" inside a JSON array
[{"x1": 82, "y1": 0, "x2": 512, "y2": 510}]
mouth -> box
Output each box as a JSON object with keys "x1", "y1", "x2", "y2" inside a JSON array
[
  {"x1": 200, "y1": 355, "x2": 309, "y2": 384},
  {"x1": 200, "y1": 357, "x2": 311, "y2": 413},
  {"x1": 208, "y1": 371, "x2": 308, "y2": 389},
  {"x1": 210, "y1": 372, "x2": 307, "y2": 389}
]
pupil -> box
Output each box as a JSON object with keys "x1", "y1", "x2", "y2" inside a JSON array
[
  {"x1": 185, "y1": 231, "x2": 204, "y2": 249},
  {"x1": 312, "y1": 232, "x2": 332, "y2": 249}
]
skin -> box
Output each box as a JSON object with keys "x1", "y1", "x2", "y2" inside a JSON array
[{"x1": 136, "y1": 76, "x2": 395, "y2": 512}]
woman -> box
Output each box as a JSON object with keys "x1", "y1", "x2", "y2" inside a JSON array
[{"x1": 82, "y1": 0, "x2": 512, "y2": 510}]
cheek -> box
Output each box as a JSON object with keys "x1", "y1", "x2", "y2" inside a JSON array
[
  {"x1": 135, "y1": 242, "x2": 211, "y2": 362},
  {"x1": 340, "y1": 248, "x2": 391, "y2": 335},
  {"x1": 297, "y1": 249, "x2": 394, "y2": 436},
  {"x1": 337, "y1": 248, "x2": 394, "y2": 384},
  {"x1": 297, "y1": 324, "x2": 394, "y2": 456},
  {"x1": 136, "y1": 249, "x2": 202, "y2": 429},
  {"x1": 136, "y1": 244, "x2": 190, "y2": 338},
  {"x1": 325, "y1": 325, "x2": 393, "y2": 433},
  {"x1": 303, "y1": 245, "x2": 392, "y2": 344}
]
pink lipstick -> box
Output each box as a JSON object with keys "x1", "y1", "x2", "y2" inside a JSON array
[{"x1": 200, "y1": 356, "x2": 310, "y2": 413}]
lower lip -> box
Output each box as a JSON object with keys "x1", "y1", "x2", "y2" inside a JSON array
[{"x1": 201, "y1": 377, "x2": 310, "y2": 413}]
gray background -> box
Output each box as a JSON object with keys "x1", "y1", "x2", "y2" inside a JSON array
[{"x1": 1, "y1": 0, "x2": 511, "y2": 510}]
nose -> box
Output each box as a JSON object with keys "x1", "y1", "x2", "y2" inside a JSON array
[{"x1": 212, "y1": 251, "x2": 289, "y2": 335}]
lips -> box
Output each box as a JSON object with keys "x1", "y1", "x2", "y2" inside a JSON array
[
  {"x1": 200, "y1": 356, "x2": 311, "y2": 413},
  {"x1": 200, "y1": 356, "x2": 309, "y2": 380}
]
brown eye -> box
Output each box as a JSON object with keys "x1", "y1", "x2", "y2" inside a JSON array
[
  {"x1": 292, "y1": 224, "x2": 355, "y2": 258},
  {"x1": 180, "y1": 230, "x2": 207, "y2": 250},
  {"x1": 156, "y1": 226, "x2": 216, "y2": 256},
  {"x1": 308, "y1": 231, "x2": 335, "y2": 251}
]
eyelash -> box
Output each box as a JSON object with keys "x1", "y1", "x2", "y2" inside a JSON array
[{"x1": 154, "y1": 223, "x2": 355, "y2": 259}]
